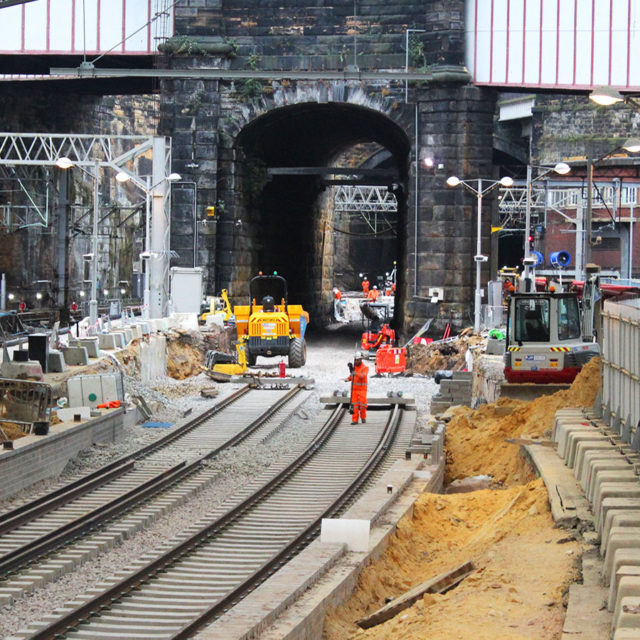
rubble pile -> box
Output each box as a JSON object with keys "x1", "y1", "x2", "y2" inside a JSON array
[{"x1": 406, "y1": 330, "x2": 485, "y2": 375}]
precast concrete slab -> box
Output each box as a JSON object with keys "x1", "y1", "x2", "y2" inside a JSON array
[
  {"x1": 599, "y1": 499, "x2": 640, "y2": 537},
  {"x1": 553, "y1": 417, "x2": 593, "y2": 443},
  {"x1": 595, "y1": 485, "x2": 640, "y2": 529},
  {"x1": 604, "y1": 529, "x2": 640, "y2": 581},
  {"x1": 555, "y1": 423, "x2": 596, "y2": 460},
  {"x1": 603, "y1": 513, "x2": 640, "y2": 548},
  {"x1": 566, "y1": 433, "x2": 611, "y2": 468},
  {"x1": 611, "y1": 570, "x2": 640, "y2": 612},
  {"x1": 613, "y1": 596, "x2": 640, "y2": 633},
  {"x1": 575, "y1": 443, "x2": 621, "y2": 485},
  {"x1": 613, "y1": 628, "x2": 640, "y2": 639},
  {"x1": 98, "y1": 334, "x2": 118, "y2": 350},
  {"x1": 198, "y1": 459, "x2": 444, "y2": 640},
  {"x1": 579, "y1": 450, "x2": 634, "y2": 492},
  {"x1": 74, "y1": 337, "x2": 100, "y2": 358},
  {"x1": 605, "y1": 548, "x2": 640, "y2": 588},
  {"x1": 590, "y1": 470, "x2": 639, "y2": 504}
]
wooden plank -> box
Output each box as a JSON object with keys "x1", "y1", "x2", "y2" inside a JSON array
[
  {"x1": 356, "y1": 561, "x2": 474, "y2": 629},
  {"x1": 505, "y1": 438, "x2": 558, "y2": 448}
]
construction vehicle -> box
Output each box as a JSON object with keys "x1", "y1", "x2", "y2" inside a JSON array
[
  {"x1": 204, "y1": 336, "x2": 248, "y2": 381},
  {"x1": 360, "y1": 302, "x2": 395, "y2": 353},
  {"x1": 233, "y1": 274, "x2": 309, "y2": 368},
  {"x1": 200, "y1": 289, "x2": 234, "y2": 324},
  {"x1": 503, "y1": 267, "x2": 601, "y2": 385}
]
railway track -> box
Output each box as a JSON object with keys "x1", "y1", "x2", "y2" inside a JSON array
[
  {"x1": 13, "y1": 403, "x2": 407, "y2": 639},
  {"x1": 0, "y1": 384, "x2": 309, "y2": 603}
]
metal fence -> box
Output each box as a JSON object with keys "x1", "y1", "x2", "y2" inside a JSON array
[
  {"x1": 0, "y1": 378, "x2": 52, "y2": 437},
  {"x1": 601, "y1": 298, "x2": 640, "y2": 445}
]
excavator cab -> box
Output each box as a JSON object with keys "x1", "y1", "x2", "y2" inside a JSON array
[{"x1": 504, "y1": 291, "x2": 599, "y2": 383}]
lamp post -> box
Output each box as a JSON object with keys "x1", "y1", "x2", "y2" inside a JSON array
[
  {"x1": 446, "y1": 175, "x2": 514, "y2": 332},
  {"x1": 522, "y1": 163, "x2": 571, "y2": 285},
  {"x1": 115, "y1": 171, "x2": 182, "y2": 319},
  {"x1": 56, "y1": 157, "x2": 101, "y2": 329}
]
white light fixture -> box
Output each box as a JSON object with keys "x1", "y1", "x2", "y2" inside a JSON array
[
  {"x1": 446, "y1": 176, "x2": 461, "y2": 187},
  {"x1": 423, "y1": 157, "x2": 434, "y2": 169},
  {"x1": 167, "y1": 173, "x2": 182, "y2": 182},
  {"x1": 553, "y1": 162, "x2": 571, "y2": 175},
  {"x1": 120, "y1": 288, "x2": 126, "y2": 295},
  {"x1": 623, "y1": 137, "x2": 640, "y2": 153},
  {"x1": 589, "y1": 85, "x2": 624, "y2": 106},
  {"x1": 115, "y1": 171, "x2": 130, "y2": 183},
  {"x1": 79, "y1": 290, "x2": 86, "y2": 297},
  {"x1": 7, "y1": 293, "x2": 14, "y2": 301},
  {"x1": 35, "y1": 292, "x2": 43, "y2": 300},
  {"x1": 55, "y1": 157, "x2": 74, "y2": 169},
  {"x1": 499, "y1": 176, "x2": 514, "y2": 187},
  {"x1": 104, "y1": 289, "x2": 109, "y2": 296}
]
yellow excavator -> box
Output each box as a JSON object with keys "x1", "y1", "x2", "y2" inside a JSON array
[
  {"x1": 200, "y1": 289, "x2": 234, "y2": 324},
  {"x1": 205, "y1": 335, "x2": 249, "y2": 381}
]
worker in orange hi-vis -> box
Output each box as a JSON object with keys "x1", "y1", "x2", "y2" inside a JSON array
[
  {"x1": 367, "y1": 285, "x2": 379, "y2": 302},
  {"x1": 332, "y1": 286, "x2": 342, "y2": 300},
  {"x1": 346, "y1": 352, "x2": 369, "y2": 424},
  {"x1": 361, "y1": 277, "x2": 370, "y2": 294}
]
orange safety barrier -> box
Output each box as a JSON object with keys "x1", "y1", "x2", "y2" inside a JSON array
[
  {"x1": 375, "y1": 345, "x2": 406, "y2": 374},
  {"x1": 96, "y1": 400, "x2": 121, "y2": 409}
]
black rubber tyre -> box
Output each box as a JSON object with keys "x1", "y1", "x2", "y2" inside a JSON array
[{"x1": 288, "y1": 337, "x2": 306, "y2": 368}]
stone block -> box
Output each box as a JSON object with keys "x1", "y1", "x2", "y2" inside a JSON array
[
  {"x1": 0, "y1": 360, "x2": 43, "y2": 380},
  {"x1": 76, "y1": 338, "x2": 100, "y2": 358},
  {"x1": 604, "y1": 513, "x2": 640, "y2": 548},
  {"x1": 611, "y1": 567, "x2": 640, "y2": 612},
  {"x1": 579, "y1": 449, "x2": 629, "y2": 491},
  {"x1": 108, "y1": 332, "x2": 126, "y2": 349},
  {"x1": 605, "y1": 532, "x2": 640, "y2": 586},
  {"x1": 566, "y1": 432, "x2": 609, "y2": 468},
  {"x1": 47, "y1": 350, "x2": 66, "y2": 373},
  {"x1": 613, "y1": 596, "x2": 640, "y2": 632},
  {"x1": 596, "y1": 486, "x2": 640, "y2": 529},
  {"x1": 599, "y1": 499, "x2": 640, "y2": 537},
  {"x1": 98, "y1": 334, "x2": 118, "y2": 350},
  {"x1": 574, "y1": 442, "x2": 620, "y2": 483},
  {"x1": 589, "y1": 469, "x2": 638, "y2": 504}
]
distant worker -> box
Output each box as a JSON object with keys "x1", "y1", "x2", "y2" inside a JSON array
[
  {"x1": 367, "y1": 285, "x2": 379, "y2": 302},
  {"x1": 332, "y1": 287, "x2": 342, "y2": 300},
  {"x1": 262, "y1": 295, "x2": 275, "y2": 312},
  {"x1": 346, "y1": 352, "x2": 369, "y2": 424},
  {"x1": 361, "y1": 277, "x2": 370, "y2": 294}
]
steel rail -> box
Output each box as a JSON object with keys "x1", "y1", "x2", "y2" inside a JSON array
[
  {"x1": 0, "y1": 385, "x2": 251, "y2": 533},
  {"x1": 0, "y1": 385, "x2": 304, "y2": 578},
  {"x1": 172, "y1": 404, "x2": 402, "y2": 639},
  {"x1": 25, "y1": 404, "x2": 402, "y2": 640}
]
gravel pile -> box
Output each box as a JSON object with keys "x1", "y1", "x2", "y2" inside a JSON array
[{"x1": 0, "y1": 326, "x2": 440, "y2": 637}]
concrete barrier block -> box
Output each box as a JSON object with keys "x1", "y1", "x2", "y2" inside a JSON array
[
  {"x1": 611, "y1": 567, "x2": 640, "y2": 612},
  {"x1": 575, "y1": 442, "x2": 619, "y2": 483},
  {"x1": 98, "y1": 334, "x2": 117, "y2": 350},
  {"x1": 0, "y1": 359, "x2": 44, "y2": 380},
  {"x1": 555, "y1": 422, "x2": 594, "y2": 459},
  {"x1": 590, "y1": 469, "x2": 638, "y2": 504},
  {"x1": 605, "y1": 532, "x2": 640, "y2": 585},
  {"x1": 47, "y1": 350, "x2": 66, "y2": 373},
  {"x1": 76, "y1": 338, "x2": 100, "y2": 358},
  {"x1": 613, "y1": 576, "x2": 640, "y2": 615},
  {"x1": 604, "y1": 513, "x2": 640, "y2": 548},
  {"x1": 60, "y1": 346, "x2": 89, "y2": 366},
  {"x1": 566, "y1": 433, "x2": 610, "y2": 468},
  {"x1": 596, "y1": 486, "x2": 640, "y2": 528},
  {"x1": 600, "y1": 499, "x2": 640, "y2": 537},
  {"x1": 128, "y1": 324, "x2": 142, "y2": 339},
  {"x1": 613, "y1": 628, "x2": 640, "y2": 639},
  {"x1": 580, "y1": 451, "x2": 632, "y2": 491},
  {"x1": 122, "y1": 328, "x2": 133, "y2": 344},
  {"x1": 613, "y1": 596, "x2": 640, "y2": 632},
  {"x1": 108, "y1": 332, "x2": 126, "y2": 349}
]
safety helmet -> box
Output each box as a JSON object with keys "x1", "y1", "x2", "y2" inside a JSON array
[
  {"x1": 373, "y1": 285, "x2": 377, "y2": 289},
  {"x1": 355, "y1": 351, "x2": 364, "y2": 360}
]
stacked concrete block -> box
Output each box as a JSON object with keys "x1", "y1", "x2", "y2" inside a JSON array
[
  {"x1": 60, "y1": 346, "x2": 89, "y2": 366},
  {"x1": 70, "y1": 337, "x2": 100, "y2": 358},
  {"x1": 552, "y1": 410, "x2": 640, "y2": 638},
  {"x1": 98, "y1": 334, "x2": 118, "y2": 350},
  {"x1": 47, "y1": 350, "x2": 66, "y2": 373},
  {"x1": 429, "y1": 371, "x2": 473, "y2": 416}
]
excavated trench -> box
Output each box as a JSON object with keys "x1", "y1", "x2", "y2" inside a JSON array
[{"x1": 322, "y1": 359, "x2": 601, "y2": 639}]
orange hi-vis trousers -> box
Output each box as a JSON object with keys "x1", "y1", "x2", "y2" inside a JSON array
[{"x1": 349, "y1": 363, "x2": 369, "y2": 422}]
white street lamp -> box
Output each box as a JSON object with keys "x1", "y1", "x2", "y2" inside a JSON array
[
  {"x1": 446, "y1": 175, "x2": 513, "y2": 332},
  {"x1": 115, "y1": 171, "x2": 182, "y2": 319},
  {"x1": 522, "y1": 162, "x2": 571, "y2": 285}
]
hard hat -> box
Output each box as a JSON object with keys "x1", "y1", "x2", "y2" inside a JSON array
[
  {"x1": 373, "y1": 285, "x2": 377, "y2": 289},
  {"x1": 355, "y1": 351, "x2": 364, "y2": 360}
]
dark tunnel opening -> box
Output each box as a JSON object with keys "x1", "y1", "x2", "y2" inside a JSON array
[{"x1": 232, "y1": 101, "x2": 411, "y2": 329}]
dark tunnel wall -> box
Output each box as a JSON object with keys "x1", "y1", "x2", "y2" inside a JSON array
[{"x1": 227, "y1": 101, "x2": 411, "y2": 323}]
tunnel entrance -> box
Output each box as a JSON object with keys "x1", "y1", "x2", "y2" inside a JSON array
[{"x1": 231, "y1": 102, "x2": 410, "y2": 329}]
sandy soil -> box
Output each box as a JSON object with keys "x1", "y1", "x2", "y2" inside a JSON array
[{"x1": 322, "y1": 358, "x2": 601, "y2": 640}]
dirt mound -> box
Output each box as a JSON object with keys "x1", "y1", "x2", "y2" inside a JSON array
[
  {"x1": 323, "y1": 479, "x2": 579, "y2": 640},
  {"x1": 444, "y1": 357, "x2": 601, "y2": 485}
]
